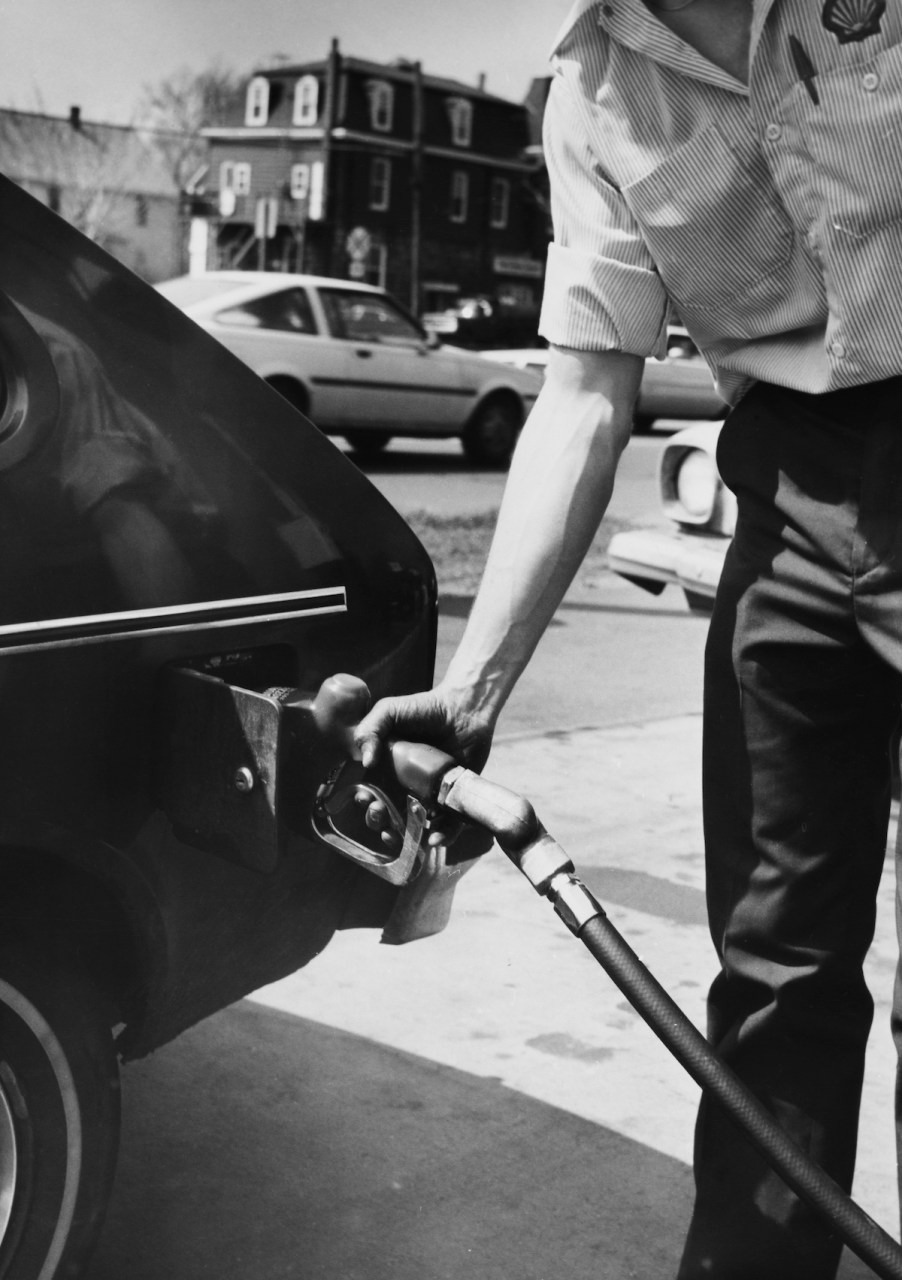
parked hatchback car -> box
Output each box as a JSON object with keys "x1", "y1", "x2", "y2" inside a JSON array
[
  {"x1": 156, "y1": 272, "x2": 543, "y2": 467},
  {"x1": 482, "y1": 328, "x2": 727, "y2": 433},
  {"x1": 607, "y1": 421, "x2": 733, "y2": 613},
  {"x1": 0, "y1": 178, "x2": 485, "y2": 1280}
]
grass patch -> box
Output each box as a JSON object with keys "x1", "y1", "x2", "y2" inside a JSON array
[{"x1": 404, "y1": 509, "x2": 635, "y2": 596}]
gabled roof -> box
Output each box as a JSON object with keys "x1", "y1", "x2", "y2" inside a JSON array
[{"x1": 0, "y1": 109, "x2": 180, "y2": 198}]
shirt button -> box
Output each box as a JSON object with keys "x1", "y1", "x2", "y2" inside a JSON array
[
  {"x1": 831, "y1": 340, "x2": 846, "y2": 360},
  {"x1": 765, "y1": 122, "x2": 782, "y2": 141},
  {"x1": 863, "y1": 71, "x2": 879, "y2": 91}
]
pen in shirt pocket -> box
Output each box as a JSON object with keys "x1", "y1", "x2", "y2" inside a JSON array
[{"x1": 789, "y1": 34, "x2": 820, "y2": 105}]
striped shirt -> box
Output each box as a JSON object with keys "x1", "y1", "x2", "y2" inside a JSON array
[{"x1": 538, "y1": 0, "x2": 902, "y2": 404}]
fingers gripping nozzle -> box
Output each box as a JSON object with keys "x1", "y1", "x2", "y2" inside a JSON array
[{"x1": 310, "y1": 674, "x2": 604, "y2": 937}]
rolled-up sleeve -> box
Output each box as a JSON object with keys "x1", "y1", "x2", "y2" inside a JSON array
[{"x1": 539, "y1": 69, "x2": 668, "y2": 356}]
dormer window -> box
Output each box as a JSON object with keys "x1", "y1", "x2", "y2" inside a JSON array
[
  {"x1": 446, "y1": 97, "x2": 473, "y2": 147},
  {"x1": 366, "y1": 80, "x2": 394, "y2": 133},
  {"x1": 245, "y1": 76, "x2": 270, "y2": 126},
  {"x1": 293, "y1": 75, "x2": 319, "y2": 126}
]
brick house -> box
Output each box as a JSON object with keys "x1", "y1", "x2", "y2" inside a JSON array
[
  {"x1": 200, "y1": 40, "x2": 550, "y2": 317},
  {"x1": 0, "y1": 107, "x2": 184, "y2": 283}
]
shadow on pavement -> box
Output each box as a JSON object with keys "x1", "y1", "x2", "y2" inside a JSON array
[
  {"x1": 88, "y1": 998, "x2": 881, "y2": 1279},
  {"x1": 89, "y1": 1000, "x2": 695, "y2": 1280}
]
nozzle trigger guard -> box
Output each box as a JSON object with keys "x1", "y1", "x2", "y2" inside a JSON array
[{"x1": 312, "y1": 760, "x2": 432, "y2": 885}]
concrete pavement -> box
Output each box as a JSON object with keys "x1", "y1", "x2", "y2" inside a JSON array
[{"x1": 89, "y1": 570, "x2": 901, "y2": 1279}]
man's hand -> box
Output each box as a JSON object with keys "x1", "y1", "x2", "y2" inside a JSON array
[{"x1": 353, "y1": 685, "x2": 495, "y2": 850}]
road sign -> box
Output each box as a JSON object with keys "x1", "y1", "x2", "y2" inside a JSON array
[
  {"x1": 348, "y1": 260, "x2": 366, "y2": 279},
  {"x1": 345, "y1": 226, "x2": 372, "y2": 260}
]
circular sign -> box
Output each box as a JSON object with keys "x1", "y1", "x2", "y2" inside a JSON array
[{"x1": 345, "y1": 226, "x2": 372, "y2": 260}]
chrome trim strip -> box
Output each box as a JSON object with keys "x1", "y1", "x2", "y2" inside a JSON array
[{"x1": 0, "y1": 587, "x2": 347, "y2": 653}]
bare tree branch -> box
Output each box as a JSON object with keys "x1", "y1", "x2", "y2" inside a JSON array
[{"x1": 135, "y1": 64, "x2": 246, "y2": 192}]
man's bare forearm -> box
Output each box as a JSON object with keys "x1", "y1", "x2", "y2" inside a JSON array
[{"x1": 441, "y1": 346, "x2": 644, "y2": 724}]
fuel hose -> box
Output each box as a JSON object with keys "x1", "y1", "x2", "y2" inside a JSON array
[
  {"x1": 431, "y1": 763, "x2": 902, "y2": 1280},
  {"x1": 578, "y1": 909, "x2": 902, "y2": 1280}
]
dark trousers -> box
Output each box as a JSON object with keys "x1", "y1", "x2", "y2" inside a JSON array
[{"x1": 677, "y1": 378, "x2": 902, "y2": 1279}]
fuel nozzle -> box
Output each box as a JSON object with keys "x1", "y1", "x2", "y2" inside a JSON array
[{"x1": 309, "y1": 672, "x2": 372, "y2": 760}]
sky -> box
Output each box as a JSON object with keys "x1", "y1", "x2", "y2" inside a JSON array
[{"x1": 0, "y1": 0, "x2": 572, "y2": 125}]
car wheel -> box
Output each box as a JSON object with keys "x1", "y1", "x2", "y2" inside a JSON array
[
  {"x1": 0, "y1": 937, "x2": 120, "y2": 1280},
  {"x1": 462, "y1": 397, "x2": 521, "y2": 468},
  {"x1": 344, "y1": 430, "x2": 391, "y2": 456},
  {"x1": 632, "y1": 414, "x2": 655, "y2": 435}
]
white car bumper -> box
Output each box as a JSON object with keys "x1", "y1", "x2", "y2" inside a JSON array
[{"x1": 607, "y1": 527, "x2": 730, "y2": 603}]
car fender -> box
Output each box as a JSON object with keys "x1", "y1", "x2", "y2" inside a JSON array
[
  {"x1": 656, "y1": 420, "x2": 734, "y2": 534},
  {"x1": 0, "y1": 821, "x2": 166, "y2": 1033}
]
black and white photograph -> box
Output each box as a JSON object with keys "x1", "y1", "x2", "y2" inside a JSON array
[{"x1": 1, "y1": 2, "x2": 902, "y2": 1277}]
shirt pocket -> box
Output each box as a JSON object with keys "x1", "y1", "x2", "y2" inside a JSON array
[
  {"x1": 803, "y1": 42, "x2": 902, "y2": 239},
  {"x1": 620, "y1": 123, "x2": 794, "y2": 316}
]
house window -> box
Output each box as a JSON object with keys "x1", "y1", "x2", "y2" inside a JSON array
[
  {"x1": 446, "y1": 97, "x2": 473, "y2": 147},
  {"x1": 293, "y1": 75, "x2": 319, "y2": 126},
  {"x1": 450, "y1": 170, "x2": 469, "y2": 223},
  {"x1": 221, "y1": 161, "x2": 252, "y2": 195},
  {"x1": 135, "y1": 195, "x2": 149, "y2": 227},
  {"x1": 489, "y1": 177, "x2": 510, "y2": 229},
  {"x1": 366, "y1": 80, "x2": 394, "y2": 132},
  {"x1": 369, "y1": 157, "x2": 391, "y2": 211},
  {"x1": 245, "y1": 76, "x2": 270, "y2": 126}
]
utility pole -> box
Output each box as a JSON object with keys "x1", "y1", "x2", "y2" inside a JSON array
[
  {"x1": 410, "y1": 61, "x2": 423, "y2": 316},
  {"x1": 320, "y1": 38, "x2": 340, "y2": 277}
]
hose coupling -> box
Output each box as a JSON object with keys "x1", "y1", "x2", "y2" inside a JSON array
[
  {"x1": 548, "y1": 872, "x2": 605, "y2": 936},
  {"x1": 511, "y1": 833, "x2": 574, "y2": 894}
]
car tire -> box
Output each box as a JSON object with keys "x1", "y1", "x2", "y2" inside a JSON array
[
  {"x1": 462, "y1": 396, "x2": 521, "y2": 468},
  {"x1": 0, "y1": 935, "x2": 120, "y2": 1280},
  {"x1": 344, "y1": 430, "x2": 391, "y2": 456}
]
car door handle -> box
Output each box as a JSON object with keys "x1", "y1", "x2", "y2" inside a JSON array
[{"x1": 354, "y1": 348, "x2": 373, "y2": 359}]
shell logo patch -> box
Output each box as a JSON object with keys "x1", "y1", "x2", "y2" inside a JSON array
[{"x1": 822, "y1": 0, "x2": 886, "y2": 43}]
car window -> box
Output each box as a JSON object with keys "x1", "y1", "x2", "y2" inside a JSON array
[
  {"x1": 318, "y1": 289, "x2": 423, "y2": 346},
  {"x1": 215, "y1": 287, "x2": 317, "y2": 334}
]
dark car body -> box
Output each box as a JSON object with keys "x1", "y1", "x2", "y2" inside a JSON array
[
  {"x1": 0, "y1": 175, "x2": 444, "y2": 1278},
  {"x1": 420, "y1": 294, "x2": 542, "y2": 350}
]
